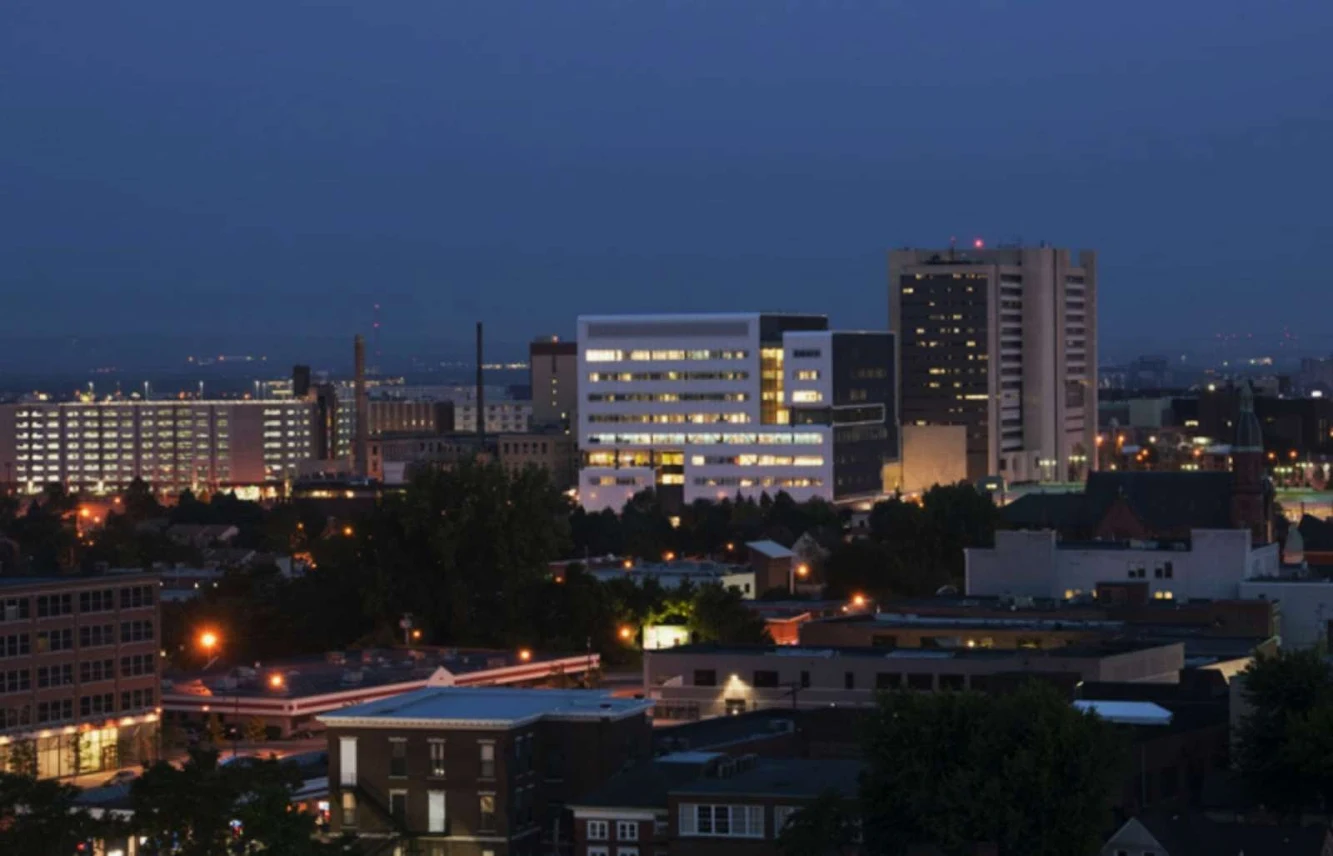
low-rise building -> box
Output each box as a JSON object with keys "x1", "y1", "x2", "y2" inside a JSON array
[
  {"x1": 163, "y1": 647, "x2": 602, "y2": 738},
  {"x1": 320, "y1": 686, "x2": 654, "y2": 856},
  {"x1": 569, "y1": 754, "x2": 862, "y2": 856},
  {"x1": 498, "y1": 432, "x2": 577, "y2": 490},
  {"x1": 965, "y1": 529, "x2": 1280, "y2": 602},
  {"x1": 0, "y1": 574, "x2": 161, "y2": 779},
  {"x1": 645, "y1": 641, "x2": 1184, "y2": 722}
]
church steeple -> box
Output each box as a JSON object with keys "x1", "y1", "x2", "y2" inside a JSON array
[{"x1": 1230, "y1": 381, "x2": 1269, "y2": 543}]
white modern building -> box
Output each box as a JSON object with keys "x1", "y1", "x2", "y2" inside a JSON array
[
  {"x1": 576, "y1": 314, "x2": 895, "y2": 512},
  {"x1": 966, "y1": 529, "x2": 1281, "y2": 603},
  {"x1": 889, "y1": 246, "x2": 1097, "y2": 484},
  {"x1": 0, "y1": 400, "x2": 316, "y2": 496}
]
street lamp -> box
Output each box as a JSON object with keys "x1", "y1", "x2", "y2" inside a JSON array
[
  {"x1": 268, "y1": 673, "x2": 285, "y2": 690},
  {"x1": 618, "y1": 626, "x2": 634, "y2": 642},
  {"x1": 518, "y1": 648, "x2": 532, "y2": 663}
]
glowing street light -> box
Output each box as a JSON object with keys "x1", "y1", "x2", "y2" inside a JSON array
[
  {"x1": 518, "y1": 648, "x2": 532, "y2": 663},
  {"x1": 851, "y1": 593, "x2": 867, "y2": 609},
  {"x1": 618, "y1": 626, "x2": 634, "y2": 641},
  {"x1": 796, "y1": 564, "x2": 810, "y2": 578},
  {"x1": 268, "y1": 673, "x2": 285, "y2": 689},
  {"x1": 198, "y1": 631, "x2": 219, "y2": 652},
  {"x1": 342, "y1": 525, "x2": 354, "y2": 537}
]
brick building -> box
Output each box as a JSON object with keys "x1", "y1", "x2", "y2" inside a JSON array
[
  {"x1": 0, "y1": 574, "x2": 161, "y2": 779},
  {"x1": 320, "y1": 687, "x2": 654, "y2": 856},
  {"x1": 568, "y1": 754, "x2": 862, "y2": 856}
]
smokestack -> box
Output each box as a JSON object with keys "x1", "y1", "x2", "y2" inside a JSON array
[
  {"x1": 354, "y1": 335, "x2": 369, "y2": 477},
  {"x1": 476, "y1": 322, "x2": 485, "y2": 444}
]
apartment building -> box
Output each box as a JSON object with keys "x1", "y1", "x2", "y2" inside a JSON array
[
  {"x1": 569, "y1": 754, "x2": 862, "y2": 856},
  {"x1": 576, "y1": 314, "x2": 895, "y2": 512},
  {"x1": 498, "y1": 432, "x2": 577, "y2": 491},
  {"x1": 0, "y1": 574, "x2": 161, "y2": 779},
  {"x1": 455, "y1": 401, "x2": 534, "y2": 435},
  {"x1": 0, "y1": 400, "x2": 315, "y2": 496},
  {"x1": 889, "y1": 246, "x2": 1097, "y2": 483},
  {"x1": 320, "y1": 686, "x2": 654, "y2": 856},
  {"x1": 530, "y1": 337, "x2": 579, "y2": 430}
]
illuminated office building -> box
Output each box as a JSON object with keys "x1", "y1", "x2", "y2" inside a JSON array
[
  {"x1": 889, "y1": 246, "x2": 1097, "y2": 483},
  {"x1": 0, "y1": 400, "x2": 316, "y2": 497},
  {"x1": 577, "y1": 314, "x2": 894, "y2": 512}
]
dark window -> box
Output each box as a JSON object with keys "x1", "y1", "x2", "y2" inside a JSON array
[
  {"x1": 799, "y1": 670, "x2": 810, "y2": 689},
  {"x1": 919, "y1": 636, "x2": 942, "y2": 649},
  {"x1": 1154, "y1": 567, "x2": 1163, "y2": 579},
  {"x1": 875, "y1": 672, "x2": 899, "y2": 690},
  {"x1": 390, "y1": 792, "x2": 407, "y2": 825},
  {"x1": 939, "y1": 674, "x2": 965, "y2": 691},
  {"x1": 844, "y1": 672, "x2": 855, "y2": 690},
  {"x1": 906, "y1": 674, "x2": 933, "y2": 691},
  {"x1": 752, "y1": 670, "x2": 780, "y2": 688},
  {"x1": 693, "y1": 669, "x2": 717, "y2": 687},
  {"x1": 1164, "y1": 562, "x2": 1174, "y2": 579},
  {"x1": 389, "y1": 739, "x2": 407, "y2": 777},
  {"x1": 871, "y1": 634, "x2": 897, "y2": 649}
]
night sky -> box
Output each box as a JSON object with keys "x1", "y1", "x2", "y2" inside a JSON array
[{"x1": 2, "y1": 1, "x2": 1331, "y2": 370}]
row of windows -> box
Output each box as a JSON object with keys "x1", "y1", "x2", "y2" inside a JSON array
[
  {"x1": 588, "y1": 414, "x2": 752, "y2": 425},
  {"x1": 587, "y1": 371, "x2": 750, "y2": 383},
  {"x1": 586, "y1": 349, "x2": 749, "y2": 363},
  {"x1": 679, "y1": 804, "x2": 765, "y2": 838},
  {"x1": 586, "y1": 393, "x2": 750, "y2": 403},
  {"x1": 586, "y1": 432, "x2": 824, "y2": 447},
  {"x1": 695, "y1": 667, "x2": 962, "y2": 691},
  {"x1": 0, "y1": 622, "x2": 155, "y2": 658},
  {"x1": 691, "y1": 455, "x2": 824, "y2": 467},
  {"x1": 587, "y1": 820, "x2": 643, "y2": 841},
  {"x1": 692, "y1": 477, "x2": 824, "y2": 488}
]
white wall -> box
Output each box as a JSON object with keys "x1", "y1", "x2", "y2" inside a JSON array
[
  {"x1": 1239, "y1": 580, "x2": 1333, "y2": 649},
  {"x1": 967, "y1": 529, "x2": 1274, "y2": 601}
]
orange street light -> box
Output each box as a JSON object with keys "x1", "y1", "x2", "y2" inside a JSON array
[
  {"x1": 622, "y1": 559, "x2": 633, "y2": 570},
  {"x1": 199, "y1": 630, "x2": 219, "y2": 652},
  {"x1": 411, "y1": 629, "x2": 423, "y2": 641},
  {"x1": 796, "y1": 564, "x2": 810, "y2": 578},
  {"x1": 663, "y1": 551, "x2": 676, "y2": 561},
  {"x1": 725, "y1": 542, "x2": 735, "y2": 552},
  {"x1": 342, "y1": 525, "x2": 354, "y2": 537},
  {"x1": 851, "y1": 594, "x2": 867, "y2": 609},
  {"x1": 618, "y1": 626, "x2": 634, "y2": 641},
  {"x1": 518, "y1": 648, "x2": 533, "y2": 662},
  {"x1": 268, "y1": 673, "x2": 285, "y2": 689},
  {"x1": 80, "y1": 508, "x2": 91, "y2": 518}
]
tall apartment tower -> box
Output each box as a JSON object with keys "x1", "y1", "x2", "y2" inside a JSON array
[
  {"x1": 889, "y1": 246, "x2": 1097, "y2": 484},
  {"x1": 529, "y1": 336, "x2": 579, "y2": 430}
]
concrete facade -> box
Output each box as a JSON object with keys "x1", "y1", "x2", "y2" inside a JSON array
[
  {"x1": 965, "y1": 529, "x2": 1281, "y2": 602},
  {"x1": 576, "y1": 314, "x2": 894, "y2": 512},
  {"x1": 529, "y1": 338, "x2": 579, "y2": 430},
  {"x1": 645, "y1": 643, "x2": 1183, "y2": 721},
  {"x1": 890, "y1": 246, "x2": 1097, "y2": 483},
  {"x1": 0, "y1": 400, "x2": 315, "y2": 495},
  {"x1": 1238, "y1": 579, "x2": 1333, "y2": 649}
]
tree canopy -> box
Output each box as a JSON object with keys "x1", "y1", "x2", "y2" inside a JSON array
[
  {"x1": 860, "y1": 681, "x2": 1123, "y2": 856},
  {"x1": 1234, "y1": 648, "x2": 1333, "y2": 814}
]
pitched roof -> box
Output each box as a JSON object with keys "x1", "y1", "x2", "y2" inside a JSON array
[
  {"x1": 1085, "y1": 471, "x2": 1236, "y2": 532},
  {"x1": 1118, "y1": 810, "x2": 1330, "y2": 855},
  {"x1": 747, "y1": 540, "x2": 794, "y2": 559},
  {"x1": 671, "y1": 758, "x2": 863, "y2": 799},
  {"x1": 570, "y1": 755, "x2": 720, "y2": 810},
  {"x1": 1000, "y1": 492, "x2": 1089, "y2": 529},
  {"x1": 1298, "y1": 514, "x2": 1333, "y2": 552},
  {"x1": 1002, "y1": 472, "x2": 1237, "y2": 535}
]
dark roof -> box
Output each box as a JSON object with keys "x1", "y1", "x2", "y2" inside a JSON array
[
  {"x1": 1085, "y1": 471, "x2": 1236, "y2": 531},
  {"x1": 572, "y1": 757, "x2": 719, "y2": 809},
  {"x1": 1002, "y1": 472, "x2": 1237, "y2": 535},
  {"x1": 671, "y1": 759, "x2": 863, "y2": 799},
  {"x1": 1299, "y1": 514, "x2": 1333, "y2": 551},
  {"x1": 1000, "y1": 492, "x2": 1089, "y2": 529},
  {"x1": 654, "y1": 708, "x2": 800, "y2": 754},
  {"x1": 1129, "y1": 810, "x2": 1328, "y2": 855}
]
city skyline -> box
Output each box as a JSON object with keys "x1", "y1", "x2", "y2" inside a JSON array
[{"x1": 3, "y1": 2, "x2": 1332, "y2": 372}]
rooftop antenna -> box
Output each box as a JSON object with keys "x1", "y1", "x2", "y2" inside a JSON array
[{"x1": 371, "y1": 303, "x2": 382, "y2": 375}]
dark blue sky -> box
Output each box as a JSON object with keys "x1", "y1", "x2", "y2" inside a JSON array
[{"x1": 2, "y1": 1, "x2": 1331, "y2": 370}]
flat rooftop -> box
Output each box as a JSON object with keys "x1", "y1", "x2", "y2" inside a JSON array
[
  {"x1": 652, "y1": 641, "x2": 1179, "y2": 661},
  {"x1": 319, "y1": 686, "x2": 654, "y2": 728},
  {"x1": 166, "y1": 647, "x2": 589, "y2": 700}
]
